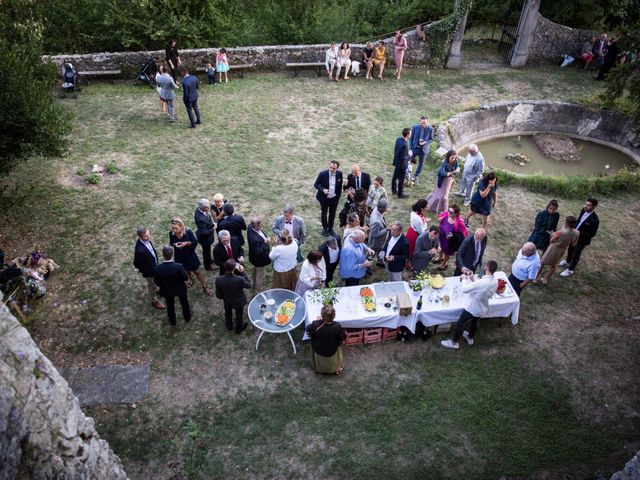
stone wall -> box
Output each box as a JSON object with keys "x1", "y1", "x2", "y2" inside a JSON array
[
  {"x1": 611, "y1": 450, "x2": 640, "y2": 480},
  {"x1": 43, "y1": 30, "x2": 429, "y2": 76},
  {"x1": 436, "y1": 100, "x2": 640, "y2": 163},
  {"x1": 528, "y1": 15, "x2": 597, "y2": 64},
  {"x1": 0, "y1": 294, "x2": 128, "y2": 480}
]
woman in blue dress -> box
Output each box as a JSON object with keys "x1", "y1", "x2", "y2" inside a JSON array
[
  {"x1": 465, "y1": 172, "x2": 498, "y2": 229},
  {"x1": 528, "y1": 199, "x2": 560, "y2": 253},
  {"x1": 169, "y1": 218, "x2": 212, "y2": 295}
]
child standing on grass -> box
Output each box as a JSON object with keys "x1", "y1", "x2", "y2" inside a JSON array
[
  {"x1": 216, "y1": 48, "x2": 230, "y2": 83},
  {"x1": 205, "y1": 63, "x2": 216, "y2": 85}
]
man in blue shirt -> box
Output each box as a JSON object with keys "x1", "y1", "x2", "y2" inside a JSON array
[
  {"x1": 409, "y1": 116, "x2": 434, "y2": 182},
  {"x1": 339, "y1": 229, "x2": 373, "y2": 286},
  {"x1": 508, "y1": 242, "x2": 540, "y2": 296}
]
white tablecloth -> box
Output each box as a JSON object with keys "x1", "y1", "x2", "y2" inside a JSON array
[{"x1": 303, "y1": 271, "x2": 520, "y2": 334}]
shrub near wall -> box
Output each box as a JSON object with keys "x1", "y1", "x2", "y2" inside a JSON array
[{"x1": 492, "y1": 168, "x2": 640, "y2": 198}]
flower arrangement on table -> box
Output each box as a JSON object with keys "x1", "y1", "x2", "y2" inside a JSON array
[
  {"x1": 311, "y1": 281, "x2": 340, "y2": 306},
  {"x1": 411, "y1": 271, "x2": 445, "y2": 291}
]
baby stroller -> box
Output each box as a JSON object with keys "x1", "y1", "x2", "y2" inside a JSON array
[
  {"x1": 60, "y1": 63, "x2": 80, "y2": 99},
  {"x1": 134, "y1": 58, "x2": 157, "y2": 87}
]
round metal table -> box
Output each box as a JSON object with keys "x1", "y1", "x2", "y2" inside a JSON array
[{"x1": 247, "y1": 289, "x2": 307, "y2": 354}]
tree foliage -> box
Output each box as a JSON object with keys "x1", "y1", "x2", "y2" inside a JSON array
[
  {"x1": 603, "y1": 62, "x2": 640, "y2": 125},
  {"x1": 0, "y1": 0, "x2": 71, "y2": 172},
  {"x1": 39, "y1": 0, "x2": 455, "y2": 54},
  {"x1": 472, "y1": 0, "x2": 637, "y2": 31}
]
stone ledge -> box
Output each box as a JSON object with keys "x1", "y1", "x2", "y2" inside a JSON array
[
  {"x1": 436, "y1": 100, "x2": 640, "y2": 163},
  {"x1": 43, "y1": 30, "x2": 430, "y2": 76}
]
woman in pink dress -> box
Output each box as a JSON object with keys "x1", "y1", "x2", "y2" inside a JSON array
[
  {"x1": 393, "y1": 31, "x2": 408, "y2": 79},
  {"x1": 426, "y1": 149, "x2": 460, "y2": 215}
]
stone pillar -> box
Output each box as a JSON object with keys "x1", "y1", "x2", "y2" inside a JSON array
[
  {"x1": 510, "y1": 0, "x2": 542, "y2": 67},
  {"x1": 0, "y1": 294, "x2": 128, "y2": 480},
  {"x1": 446, "y1": 0, "x2": 467, "y2": 69}
]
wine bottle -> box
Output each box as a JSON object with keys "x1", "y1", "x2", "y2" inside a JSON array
[{"x1": 417, "y1": 295, "x2": 423, "y2": 310}]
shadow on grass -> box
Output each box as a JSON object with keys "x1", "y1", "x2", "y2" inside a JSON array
[{"x1": 95, "y1": 352, "x2": 614, "y2": 480}]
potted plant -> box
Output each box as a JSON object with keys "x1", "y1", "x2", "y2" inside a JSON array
[{"x1": 311, "y1": 281, "x2": 340, "y2": 306}]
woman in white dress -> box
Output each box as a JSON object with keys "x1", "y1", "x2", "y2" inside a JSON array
[{"x1": 336, "y1": 41, "x2": 352, "y2": 81}]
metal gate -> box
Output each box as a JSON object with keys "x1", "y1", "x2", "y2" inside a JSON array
[{"x1": 497, "y1": 0, "x2": 527, "y2": 63}]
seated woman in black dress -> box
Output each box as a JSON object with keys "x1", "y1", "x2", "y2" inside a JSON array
[
  {"x1": 306, "y1": 305, "x2": 346, "y2": 375},
  {"x1": 169, "y1": 218, "x2": 212, "y2": 295}
]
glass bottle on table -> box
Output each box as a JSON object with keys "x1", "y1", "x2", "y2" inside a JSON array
[{"x1": 417, "y1": 295, "x2": 423, "y2": 310}]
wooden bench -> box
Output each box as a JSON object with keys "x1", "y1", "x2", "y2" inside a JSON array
[
  {"x1": 195, "y1": 64, "x2": 255, "y2": 79},
  {"x1": 286, "y1": 62, "x2": 325, "y2": 78},
  {"x1": 77, "y1": 69, "x2": 121, "y2": 85}
]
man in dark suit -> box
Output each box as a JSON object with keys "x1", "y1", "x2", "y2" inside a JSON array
[
  {"x1": 217, "y1": 203, "x2": 247, "y2": 246},
  {"x1": 194, "y1": 198, "x2": 216, "y2": 271},
  {"x1": 215, "y1": 259, "x2": 251, "y2": 333},
  {"x1": 560, "y1": 197, "x2": 600, "y2": 277},
  {"x1": 180, "y1": 66, "x2": 201, "y2": 128},
  {"x1": 314, "y1": 160, "x2": 343, "y2": 236},
  {"x1": 380, "y1": 221, "x2": 409, "y2": 282},
  {"x1": 344, "y1": 164, "x2": 372, "y2": 199},
  {"x1": 154, "y1": 245, "x2": 191, "y2": 325},
  {"x1": 454, "y1": 228, "x2": 487, "y2": 276},
  {"x1": 133, "y1": 227, "x2": 165, "y2": 310},
  {"x1": 213, "y1": 230, "x2": 245, "y2": 273},
  {"x1": 339, "y1": 164, "x2": 372, "y2": 227},
  {"x1": 319, "y1": 235, "x2": 341, "y2": 284},
  {"x1": 247, "y1": 215, "x2": 271, "y2": 294},
  {"x1": 392, "y1": 128, "x2": 411, "y2": 198},
  {"x1": 409, "y1": 116, "x2": 434, "y2": 182}
]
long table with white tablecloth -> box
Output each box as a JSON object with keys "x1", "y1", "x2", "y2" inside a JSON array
[{"x1": 303, "y1": 271, "x2": 520, "y2": 333}]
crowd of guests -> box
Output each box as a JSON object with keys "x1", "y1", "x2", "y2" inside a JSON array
[
  {"x1": 133, "y1": 113, "x2": 602, "y2": 375},
  {"x1": 155, "y1": 39, "x2": 232, "y2": 128},
  {"x1": 324, "y1": 30, "x2": 409, "y2": 81},
  {"x1": 570, "y1": 32, "x2": 638, "y2": 80}
]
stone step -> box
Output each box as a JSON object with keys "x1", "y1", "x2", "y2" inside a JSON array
[{"x1": 60, "y1": 364, "x2": 150, "y2": 407}]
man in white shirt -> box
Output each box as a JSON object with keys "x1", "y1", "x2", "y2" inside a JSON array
[
  {"x1": 441, "y1": 260, "x2": 499, "y2": 349},
  {"x1": 325, "y1": 43, "x2": 338, "y2": 81},
  {"x1": 314, "y1": 161, "x2": 344, "y2": 236}
]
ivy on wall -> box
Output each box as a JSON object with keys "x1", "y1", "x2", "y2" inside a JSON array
[{"x1": 424, "y1": 0, "x2": 474, "y2": 66}]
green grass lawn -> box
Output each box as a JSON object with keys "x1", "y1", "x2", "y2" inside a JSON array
[{"x1": 1, "y1": 63, "x2": 639, "y2": 479}]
